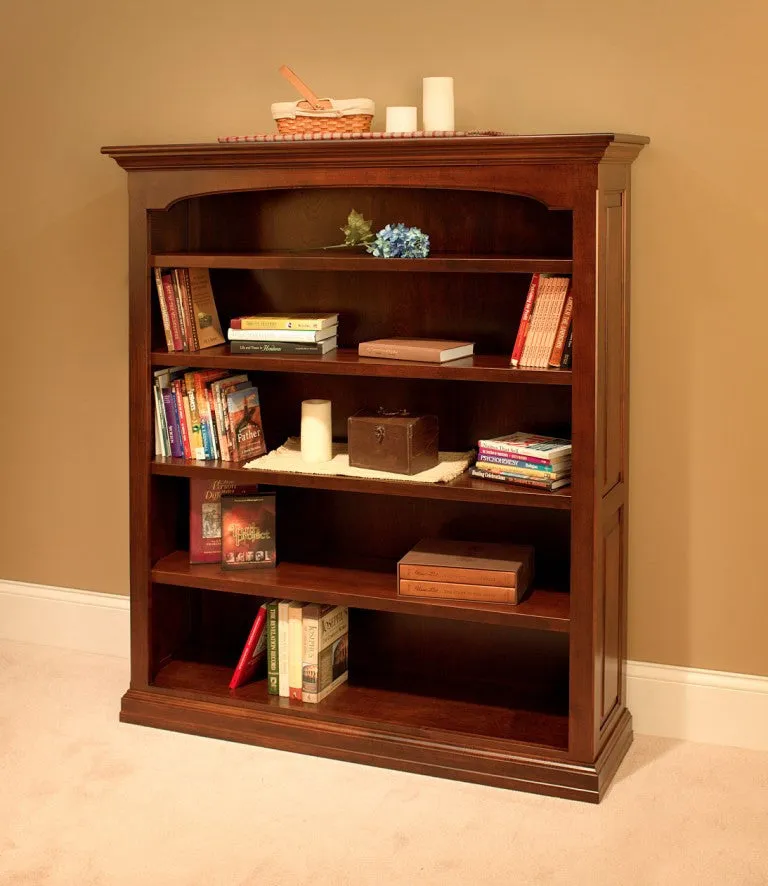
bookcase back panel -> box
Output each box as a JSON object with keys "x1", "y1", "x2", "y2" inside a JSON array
[{"x1": 149, "y1": 188, "x2": 573, "y2": 257}]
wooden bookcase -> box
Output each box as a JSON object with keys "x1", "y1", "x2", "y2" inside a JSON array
[{"x1": 103, "y1": 134, "x2": 647, "y2": 802}]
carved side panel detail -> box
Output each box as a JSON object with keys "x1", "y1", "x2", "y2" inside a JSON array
[
  {"x1": 597, "y1": 191, "x2": 626, "y2": 495},
  {"x1": 598, "y1": 508, "x2": 623, "y2": 726}
]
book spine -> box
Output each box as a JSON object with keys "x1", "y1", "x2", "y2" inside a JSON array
[
  {"x1": 172, "y1": 270, "x2": 189, "y2": 352},
  {"x1": 530, "y1": 276, "x2": 556, "y2": 368},
  {"x1": 161, "y1": 389, "x2": 183, "y2": 457},
  {"x1": 475, "y1": 461, "x2": 570, "y2": 480},
  {"x1": 228, "y1": 605, "x2": 268, "y2": 690},
  {"x1": 301, "y1": 604, "x2": 320, "y2": 704},
  {"x1": 206, "y1": 387, "x2": 220, "y2": 460},
  {"x1": 398, "y1": 579, "x2": 516, "y2": 605},
  {"x1": 228, "y1": 328, "x2": 333, "y2": 343},
  {"x1": 181, "y1": 269, "x2": 200, "y2": 350},
  {"x1": 399, "y1": 564, "x2": 517, "y2": 588},
  {"x1": 477, "y1": 452, "x2": 569, "y2": 471},
  {"x1": 232, "y1": 317, "x2": 334, "y2": 331},
  {"x1": 154, "y1": 268, "x2": 175, "y2": 352},
  {"x1": 153, "y1": 378, "x2": 170, "y2": 456},
  {"x1": 520, "y1": 275, "x2": 550, "y2": 366},
  {"x1": 288, "y1": 605, "x2": 304, "y2": 701},
  {"x1": 471, "y1": 468, "x2": 570, "y2": 490},
  {"x1": 476, "y1": 440, "x2": 572, "y2": 460},
  {"x1": 229, "y1": 340, "x2": 332, "y2": 355},
  {"x1": 510, "y1": 273, "x2": 539, "y2": 367},
  {"x1": 476, "y1": 446, "x2": 565, "y2": 466},
  {"x1": 267, "y1": 601, "x2": 279, "y2": 695},
  {"x1": 277, "y1": 601, "x2": 290, "y2": 698},
  {"x1": 561, "y1": 325, "x2": 573, "y2": 368},
  {"x1": 161, "y1": 272, "x2": 184, "y2": 352},
  {"x1": 538, "y1": 279, "x2": 568, "y2": 368},
  {"x1": 211, "y1": 384, "x2": 230, "y2": 462},
  {"x1": 549, "y1": 292, "x2": 573, "y2": 367},
  {"x1": 172, "y1": 379, "x2": 192, "y2": 459},
  {"x1": 357, "y1": 343, "x2": 450, "y2": 363},
  {"x1": 185, "y1": 374, "x2": 205, "y2": 460}
]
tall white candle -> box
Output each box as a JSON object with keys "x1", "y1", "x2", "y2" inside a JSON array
[
  {"x1": 422, "y1": 77, "x2": 455, "y2": 131},
  {"x1": 301, "y1": 399, "x2": 332, "y2": 463},
  {"x1": 386, "y1": 106, "x2": 418, "y2": 133}
]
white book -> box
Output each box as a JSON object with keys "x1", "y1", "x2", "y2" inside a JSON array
[
  {"x1": 277, "y1": 600, "x2": 290, "y2": 698},
  {"x1": 287, "y1": 602, "x2": 305, "y2": 701},
  {"x1": 228, "y1": 325, "x2": 338, "y2": 343}
]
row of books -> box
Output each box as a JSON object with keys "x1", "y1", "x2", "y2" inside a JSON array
[
  {"x1": 510, "y1": 274, "x2": 572, "y2": 369},
  {"x1": 227, "y1": 312, "x2": 340, "y2": 355},
  {"x1": 154, "y1": 369, "x2": 266, "y2": 462},
  {"x1": 154, "y1": 267, "x2": 225, "y2": 353},
  {"x1": 230, "y1": 601, "x2": 350, "y2": 702},
  {"x1": 470, "y1": 432, "x2": 573, "y2": 491}
]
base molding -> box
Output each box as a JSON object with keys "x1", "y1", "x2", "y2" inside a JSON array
[{"x1": 3, "y1": 581, "x2": 768, "y2": 752}]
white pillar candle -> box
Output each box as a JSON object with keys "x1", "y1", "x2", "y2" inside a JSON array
[
  {"x1": 300, "y1": 399, "x2": 332, "y2": 463},
  {"x1": 422, "y1": 77, "x2": 455, "y2": 131},
  {"x1": 385, "y1": 106, "x2": 418, "y2": 133}
]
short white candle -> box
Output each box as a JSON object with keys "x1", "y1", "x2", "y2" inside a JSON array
[
  {"x1": 422, "y1": 77, "x2": 455, "y2": 131},
  {"x1": 300, "y1": 399, "x2": 332, "y2": 463},
  {"x1": 385, "y1": 106, "x2": 418, "y2": 133}
]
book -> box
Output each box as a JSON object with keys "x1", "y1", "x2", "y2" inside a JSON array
[
  {"x1": 561, "y1": 325, "x2": 573, "y2": 368},
  {"x1": 161, "y1": 388, "x2": 183, "y2": 458},
  {"x1": 226, "y1": 386, "x2": 267, "y2": 462},
  {"x1": 228, "y1": 326, "x2": 338, "y2": 343},
  {"x1": 476, "y1": 451, "x2": 571, "y2": 472},
  {"x1": 358, "y1": 338, "x2": 475, "y2": 363},
  {"x1": 277, "y1": 600, "x2": 290, "y2": 698},
  {"x1": 220, "y1": 493, "x2": 276, "y2": 569},
  {"x1": 231, "y1": 313, "x2": 339, "y2": 331},
  {"x1": 537, "y1": 278, "x2": 570, "y2": 368},
  {"x1": 510, "y1": 273, "x2": 539, "y2": 367},
  {"x1": 549, "y1": 293, "x2": 573, "y2": 367},
  {"x1": 477, "y1": 446, "x2": 569, "y2": 467},
  {"x1": 301, "y1": 604, "x2": 349, "y2": 704},
  {"x1": 288, "y1": 602, "x2": 305, "y2": 701},
  {"x1": 153, "y1": 268, "x2": 175, "y2": 352},
  {"x1": 229, "y1": 603, "x2": 268, "y2": 689},
  {"x1": 180, "y1": 269, "x2": 200, "y2": 350},
  {"x1": 267, "y1": 600, "x2": 280, "y2": 695},
  {"x1": 474, "y1": 460, "x2": 571, "y2": 481},
  {"x1": 187, "y1": 268, "x2": 225, "y2": 350},
  {"x1": 171, "y1": 378, "x2": 192, "y2": 459},
  {"x1": 189, "y1": 478, "x2": 257, "y2": 563},
  {"x1": 477, "y1": 433, "x2": 572, "y2": 461},
  {"x1": 520, "y1": 274, "x2": 553, "y2": 367},
  {"x1": 399, "y1": 579, "x2": 522, "y2": 605},
  {"x1": 210, "y1": 374, "x2": 249, "y2": 461},
  {"x1": 171, "y1": 269, "x2": 189, "y2": 351},
  {"x1": 398, "y1": 539, "x2": 534, "y2": 591},
  {"x1": 183, "y1": 371, "x2": 205, "y2": 458},
  {"x1": 471, "y1": 467, "x2": 571, "y2": 490},
  {"x1": 229, "y1": 338, "x2": 338, "y2": 356}
]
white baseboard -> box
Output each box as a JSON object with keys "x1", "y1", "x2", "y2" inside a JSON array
[{"x1": 2, "y1": 580, "x2": 767, "y2": 752}]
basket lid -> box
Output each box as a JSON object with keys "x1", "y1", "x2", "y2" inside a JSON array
[{"x1": 271, "y1": 98, "x2": 374, "y2": 119}]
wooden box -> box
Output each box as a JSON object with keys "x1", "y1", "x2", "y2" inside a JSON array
[{"x1": 347, "y1": 410, "x2": 439, "y2": 475}]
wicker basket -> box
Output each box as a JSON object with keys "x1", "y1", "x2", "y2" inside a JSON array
[{"x1": 271, "y1": 98, "x2": 374, "y2": 135}]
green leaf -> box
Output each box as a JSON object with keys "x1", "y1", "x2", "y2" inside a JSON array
[{"x1": 340, "y1": 209, "x2": 374, "y2": 246}]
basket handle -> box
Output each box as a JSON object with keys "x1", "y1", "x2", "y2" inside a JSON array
[{"x1": 279, "y1": 65, "x2": 331, "y2": 110}]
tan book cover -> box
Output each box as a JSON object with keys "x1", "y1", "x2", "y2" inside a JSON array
[
  {"x1": 187, "y1": 268, "x2": 225, "y2": 350},
  {"x1": 538, "y1": 277, "x2": 570, "y2": 368},
  {"x1": 520, "y1": 275, "x2": 554, "y2": 367},
  {"x1": 398, "y1": 538, "x2": 534, "y2": 591},
  {"x1": 358, "y1": 338, "x2": 474, "y2": 363},
  {"x1": 399, "y1": 579, "x2": 520, "y2": 605}
]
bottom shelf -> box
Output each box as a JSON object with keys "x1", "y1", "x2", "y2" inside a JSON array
[{"x1": 151, "y1": 659, "x2": 569, "y2": 751}]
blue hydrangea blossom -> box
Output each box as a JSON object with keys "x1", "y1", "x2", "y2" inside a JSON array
[{"x1": 366, "y1": 223, "x2": 430, "y2": 258}]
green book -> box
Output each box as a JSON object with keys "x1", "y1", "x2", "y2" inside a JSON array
[{"x1": 267, "y1": 600, "x2": 279, "y2": 695}]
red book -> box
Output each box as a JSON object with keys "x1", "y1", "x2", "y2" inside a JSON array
[
  {"x1": 189, "y1": 478, "x2": 258, "y2": 564},
  {"x1": 172, "y1": 378, "x2": 192, "y2": 459},
  {"x1": 229, "y1": 604, "x2": 268, "y2": 689},
  {"x1": 548, "y1": 291, "x2": 573, "y2": 367},
  {"x1": 161, "y1": 271, "x2": 184, "y2": 352},
  {"x1": 510, "y1": 274, "x2": 539, "y2": 367},
  {"x1": 221, "y1": 493, "x2": 276, "y2": 569}
]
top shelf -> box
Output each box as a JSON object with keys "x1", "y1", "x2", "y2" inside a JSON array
[{"x1": 150, "y1": 253, "x2": 573, "y2": 275}]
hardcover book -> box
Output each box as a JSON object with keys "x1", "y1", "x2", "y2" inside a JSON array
[
  {"x1": 220, "y1": 493, "x2": 276, "y2": 569},
  {"x1": 277, "y1": 600, "x2": 290, "y2": 697},
  {"x1": 226, "y1": 386, "x2": 267, "y2": 462},
  {"x1": 228, "y1": 326, "x2": 337, "y2": 343},
  {"x1": 229, "y1": 338, "x2": 338, "y2": 356},
  {"x1": 267, "y1": 600, "x2": 280, "y2": 695},
  {"x1": 399, "y1": 579, "x2": 520, "y2": 605},
  {"x1": 358, "y1": 338, "x2": 474, "y2": 363},
  {"x1": 189, "y1": 478, "x2": 258, "y2": 564},
  {"x1": 229, "y1": 603, "x2": 268, "y2": 689},
  {"x1": 187, "y1": 267, "x2": 225, "y2": 350},
  {"x1": 288, "y1": 602, "x2": 305, "y2": 701},
  {"x1": 231, "y1": 313, "x2": 339, "y2": 331},
  {"x1": 301, "y1": 604, "x2": 349, "y2": 704}
]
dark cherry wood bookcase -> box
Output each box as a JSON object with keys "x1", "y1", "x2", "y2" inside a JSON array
[{"x1": 103, "y1": 133, "x2": 647, "y2": 802}]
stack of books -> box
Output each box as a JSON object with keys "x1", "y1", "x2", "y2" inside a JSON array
[
  {"x1": 153, "y1": 369, "x2": 266, "y2": 462},
  {"x1": 228, "y1": 313, "x2": 339, "y2": 355},
  {"x1": 154, "y1": 267, "x2": 225, "y2": 353},
  {"x1": 510, "y1": 274, "x2": 572, "y2": 369},
  {"x1": 471, "y1": 433, "x2": 573, "y2": 491},
  {"x1": 230, "y1": 601, "x2": 349, "y2": 702},
  {"x1": 397, "y1": 538, "x2": 534, "y2": 605}
]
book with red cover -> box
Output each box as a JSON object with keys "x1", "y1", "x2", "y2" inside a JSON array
[
  {"x1": 229, "y1": 603, "x2": 268, "y2": 689},
  {"x1": 221, "y1": 493, "x2": 276, "y2": 569},
  {"x1": 549, "y1": 292, "x2": 574, "y2": 367},
  {"x1": 510, "y1": 273, "x2": 539, "y2": 367},
  {"x1": 160, "y1": 270, "x2": 184, "y2": 352},
  {"x1": 189, "y1": 478, "x2": 259, "y2": 563}
]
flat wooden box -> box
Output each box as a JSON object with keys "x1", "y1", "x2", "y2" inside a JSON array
[{"x1": 104, "y1": 132, "x2": 647, "y2": 802}]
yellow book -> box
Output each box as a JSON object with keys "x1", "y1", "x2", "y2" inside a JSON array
[{"x1": 231, "y1": 313, "x2": 338, "y2": 332}]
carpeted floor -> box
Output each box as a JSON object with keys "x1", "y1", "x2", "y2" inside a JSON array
[{"x1": 2, "y1": 639, "x2": 768, "y2": 885}]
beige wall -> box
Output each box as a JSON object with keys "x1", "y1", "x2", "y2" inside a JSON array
[{"x1": 1, "y1": 0, "x2": 767, "y2": 676}]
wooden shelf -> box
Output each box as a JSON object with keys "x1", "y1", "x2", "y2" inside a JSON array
[
  {"x1": 150, "y1": 346, "x2": 573, "y2": 385},
  {"x1": 151, "y1": 551, "x2": 570, "y2": 631},
  {"x1": 151, "y1": 457, "x2": 572, "y2": 510},
  {"x1": 151, "y1": 252, "x2": 574, "y2": 275},
  {"x1": 151, "y1": 659, "x2": 569, "y2": 750}
]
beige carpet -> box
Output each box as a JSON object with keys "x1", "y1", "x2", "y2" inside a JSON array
[{"x1": 2, "y1": 639, "x2": 768, "y2": 886}]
